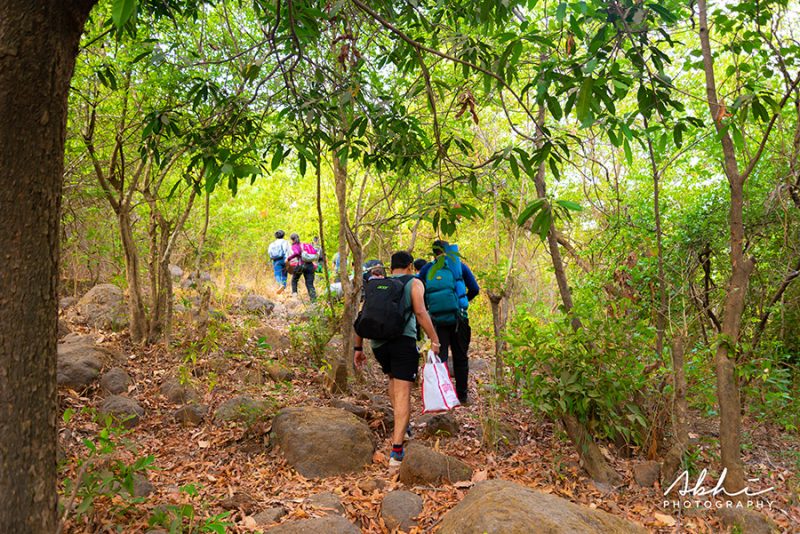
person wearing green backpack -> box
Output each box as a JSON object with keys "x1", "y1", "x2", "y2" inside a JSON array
[{"x1": 417, "y1": 240, "x2": 480, "y2": 404}]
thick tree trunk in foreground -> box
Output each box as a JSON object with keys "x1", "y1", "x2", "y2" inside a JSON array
[
  {"x1": 698, "y1": 0, "x2": 754, "y2": 493},
  {"x1": 0, "y1": 1, "x2": 96, "y2": 530}
]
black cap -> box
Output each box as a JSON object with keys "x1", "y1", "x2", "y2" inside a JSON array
[{"x1": 413, "y1": 258, "x2": 427, "y2": 271}]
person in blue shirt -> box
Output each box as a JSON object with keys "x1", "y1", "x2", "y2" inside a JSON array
[{"x1": 417, "y1": 240, "x2": 480, "y2": 404}]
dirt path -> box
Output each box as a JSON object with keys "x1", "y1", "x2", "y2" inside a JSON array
[{"x1": 58, "y1": 292, "x2": 800, "y2": 532}]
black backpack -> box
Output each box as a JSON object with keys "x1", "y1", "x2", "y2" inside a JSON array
[{"x1": 354, "y1": 275, "x2": 414, "y2": 340}]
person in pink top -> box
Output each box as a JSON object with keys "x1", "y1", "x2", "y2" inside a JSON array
[{"x1": 286, "y1": 233, "x2": 317, "y2": 301}]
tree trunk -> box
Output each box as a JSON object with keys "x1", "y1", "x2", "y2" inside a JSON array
[
  {"x1": 333, "y1": 151, "x2": 357, "y2": 390},
  {"x1": 119, "y1": 205, "x2": 148, "y2": 343},
  {"x1": 0, "y1": 2, "x2": 96, "y2": 530},
  {"x1": 698, "y1": 0, "x2": 754, "y2": 493},
  {"x1": 662, "y1": 335, "x2": 690, "y2": 485},
  {"x1": 488, "y1": 293, "x2": 508, "y2": 381}
]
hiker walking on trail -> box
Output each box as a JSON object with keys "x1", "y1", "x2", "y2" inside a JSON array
[
  {"x1": 354, "y1": 251, "x2": 440, "y2": 467},
  {"x1": 267, "y1": 230, "x2": 291, "y2": 292},
  {"x1": 417, "y1": 240, "x2": 480, "y2": 404},
  {"x1": 286, "y1": 233, "x2": 318, "y2": 301}
]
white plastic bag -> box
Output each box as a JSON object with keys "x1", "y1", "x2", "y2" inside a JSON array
[{"x1": 422, "y1": 350, "x2": 461, "y2": 413}]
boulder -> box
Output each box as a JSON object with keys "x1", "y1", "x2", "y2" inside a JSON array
[
  {"x1": 718, "y1": 508, "x2": 778, "y2": 534},
  {"x1": 265, "y1": 515, "x2": 359, "y2": 534},
  {"x1": 172, "y1": 404, "x2": 208, "y2": 426},
  {"x1": 169, "y1": 264, "x2": 183, "y2": 279},
  {"x1": 239, "y1": 294, "x2": 275, "y2": 315},
  {"x1": 306, "y1": 492, "x2": 344, "y2": 515},
  {"x1": 214, "y1": 396, "x2": 272, "y2": 424},
  {"x1": 418, "y1": 413, "x2": 459, "y2": 438},
  {"x1": 271, "y1": 406, "x2": 374, "y2": 478},
  {"x1": 469, "y1": 358, "x2": 489, "y2": 372},
  {"x1": 58, "y1": 318, "x2": 71, "y2": 339},
  {"x1": 99, "y1": 395, "x2": 144, "y2": 428},
  {"x1": 381, "y1": 490, "x2": 423, "y2": 532},
  {"x1": 220, "y1": 492, "x2": 258, "y2": 514},
  {"x1": 357, "y1": 477, "x2": 387, "y2": 493},
  {"x1": 265, "y1": 361, "x2": 294, "y2": 382},
  {"x1": 633, "y1": 461, "x2": 661, "y2": 488},
  {"x1": 71, "y1": 284, "x2": 128, "y2": 331},
  {"x1": 59, "y1": 296, "x2": 79, "y2": 310},
  {"x1": 253, "y1": 506, "x2": 288, "y2": 526},
  {"x1": 398, "y1": 443, "x2": 472, "y2": 486},
  {"x1": 438, "y1": 479, "x2": 647, "y2": 534},
  {"x1": 253, "y1": 325, "x2": 290, "y2": 350},
  {"x1": 100, "y1": 367, "x2": 131, "y2": 394},
  {"x1": 159, "y1": 378, "x2": 199, "y2": 404},
  {"x1": 57, "y1": 335, "x2": 105, "y2": 389},
  {"x1": 331, "y1": 399, "x2": 369, "y2": 419},
  {"x1": 133, "y1": 473, "x2": 155, "y2": 497}
]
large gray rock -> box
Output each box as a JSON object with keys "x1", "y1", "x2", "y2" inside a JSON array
[
  {"x1": 253, "y1": 506, "x2": 288, "y2": 526},
  {"x1": 214, "y1": 396, "x2": 272, "y2": 424},
  {"x1": 57, "y1": 335, "x2": 107, "y2": 389},
  {"x1": 633, "y1": 460, "x2": 661, "y2": 488},
  {"x1": 253, "y1": 325, "x2": 290, "y2": 350},
  {"x1": 272, "y1": 406, "x2": 374, "y2": 478},
  {"x1": 99, "y1": 395, "x2": 144, "y2": 428},
  {"x1": 438, "y1": 479, "x2": 647, "y2": 534},
  {"x1": 398, "y1": 442, "x2": 472, "y2": 486},
  {"x1": 718, "y1": 508, "x2": 778, "y2": 534},
  {"x1": 169, "y1": 264, "x2": 183, "y2": 280},
  {"x1": 100, "y1": 367, "x2": 131, "y2": 394},
  {"x1": 71, "y1": 284, "x2": 128, "y2": 330},
  {"x1": 172, "y1": 404, "x2": 208, "y2": 426},
  {"x1": 264, "y1": 361, "x2": 294, "y2": 382},
  {"x1": 381, "y1": 490, "x2": 423, "y2": 531},
  {"x1": 58, "y1": 318, "x2": 72, "y2": 339},
  {"x1": 159, "y1": 378, "x2": 199, "y2": 404},
  {"x1": 239, "y1": 294, "x2": 275, "y2": 315},
  {"x1": 306, "y1": 492, "x2": 344, "y2": 515},
  {"x1": 418, "y1": 412, "x2": 459, "y2": 438},
  {"x1": 265, "y1": 515, "x2": 359, "y2": 533}
]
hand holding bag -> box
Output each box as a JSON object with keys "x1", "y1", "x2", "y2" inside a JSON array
[{"x1": 422, "y1": 350, "x2": 461, "y2": 413}]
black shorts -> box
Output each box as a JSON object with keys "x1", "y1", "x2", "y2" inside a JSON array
[{"x1": 373, "y1": 336, "x2": 420, "y2": 382}]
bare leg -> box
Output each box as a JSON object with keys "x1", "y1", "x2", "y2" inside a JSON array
[{"x1": 391, "y1": 378, "x2": 412, "y2": 446}]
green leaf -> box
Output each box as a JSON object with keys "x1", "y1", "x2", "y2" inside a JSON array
[
  {"x1": 556, "y1": 2, "x2": 567, "y2": 21},
  {"x1": 576, "y1": 77, "x2": 594, "y2": 125},
  {"x1": 555, "y1": 199, "x2": 582, "y2": 211},
  {"x1": 623, "y1": 137, "x2": 633, "y2": 165},
  {"x1": 298, "y1": 154, "x2": 307, "y2": 176},
  {"x1": 112, "y1": 0, "x2": 137, "y2": 28},
  {"x1": 517, "y1": 198, "x2": 545, "y2": 225},
  {"x1": 271, "y1": 145, "x2": 284, "y2": 171}
]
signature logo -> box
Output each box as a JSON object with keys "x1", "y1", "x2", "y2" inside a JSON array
[{"x1": 663, "y1": 468, "x2": 776, "y2": 510}]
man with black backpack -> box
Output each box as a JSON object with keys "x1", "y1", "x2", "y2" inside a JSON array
[
  {"x1": 353, "y1": 251, "x2": 440, "y2": 467},
  {"x1": 417, "y1": 240, "x2": 480, "y2": 404}
]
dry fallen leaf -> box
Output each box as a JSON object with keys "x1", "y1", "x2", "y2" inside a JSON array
[
  {"x1": 472, "y1": 469, "x2": 488, "y2": 482},
  {"x1": 453, "y1": 480, "x2": 473, "y2": 489},
  {"x1": 654, "y1": 512, "x2": 676, "y2": 526},
  {"x1": 241, "y1": 516, "x2": 257, "y2": 528},
  {"x1": 199, "y1": 440, "x2": 210, "y2": 448}
]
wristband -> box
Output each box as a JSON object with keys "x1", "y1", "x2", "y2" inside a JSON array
[{"x1": 354, "y1": 346, "x2": 363, "y2": 351}]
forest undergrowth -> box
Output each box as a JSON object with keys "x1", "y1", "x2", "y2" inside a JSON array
[{"x1": 57, "y1": 277, "x2": 800, "y2": 533}]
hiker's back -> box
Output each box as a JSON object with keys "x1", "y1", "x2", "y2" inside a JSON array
[{"x1": 354, "y1": 275, "x2": 415, "y2": 341}]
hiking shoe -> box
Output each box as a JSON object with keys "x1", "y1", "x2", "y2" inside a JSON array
[
  {"x1": 457, "y1": 394, "x2": 469, "y2": 406},
  {"x1": 389, "y1": 449, "x2": 404, "y2": 467}
]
